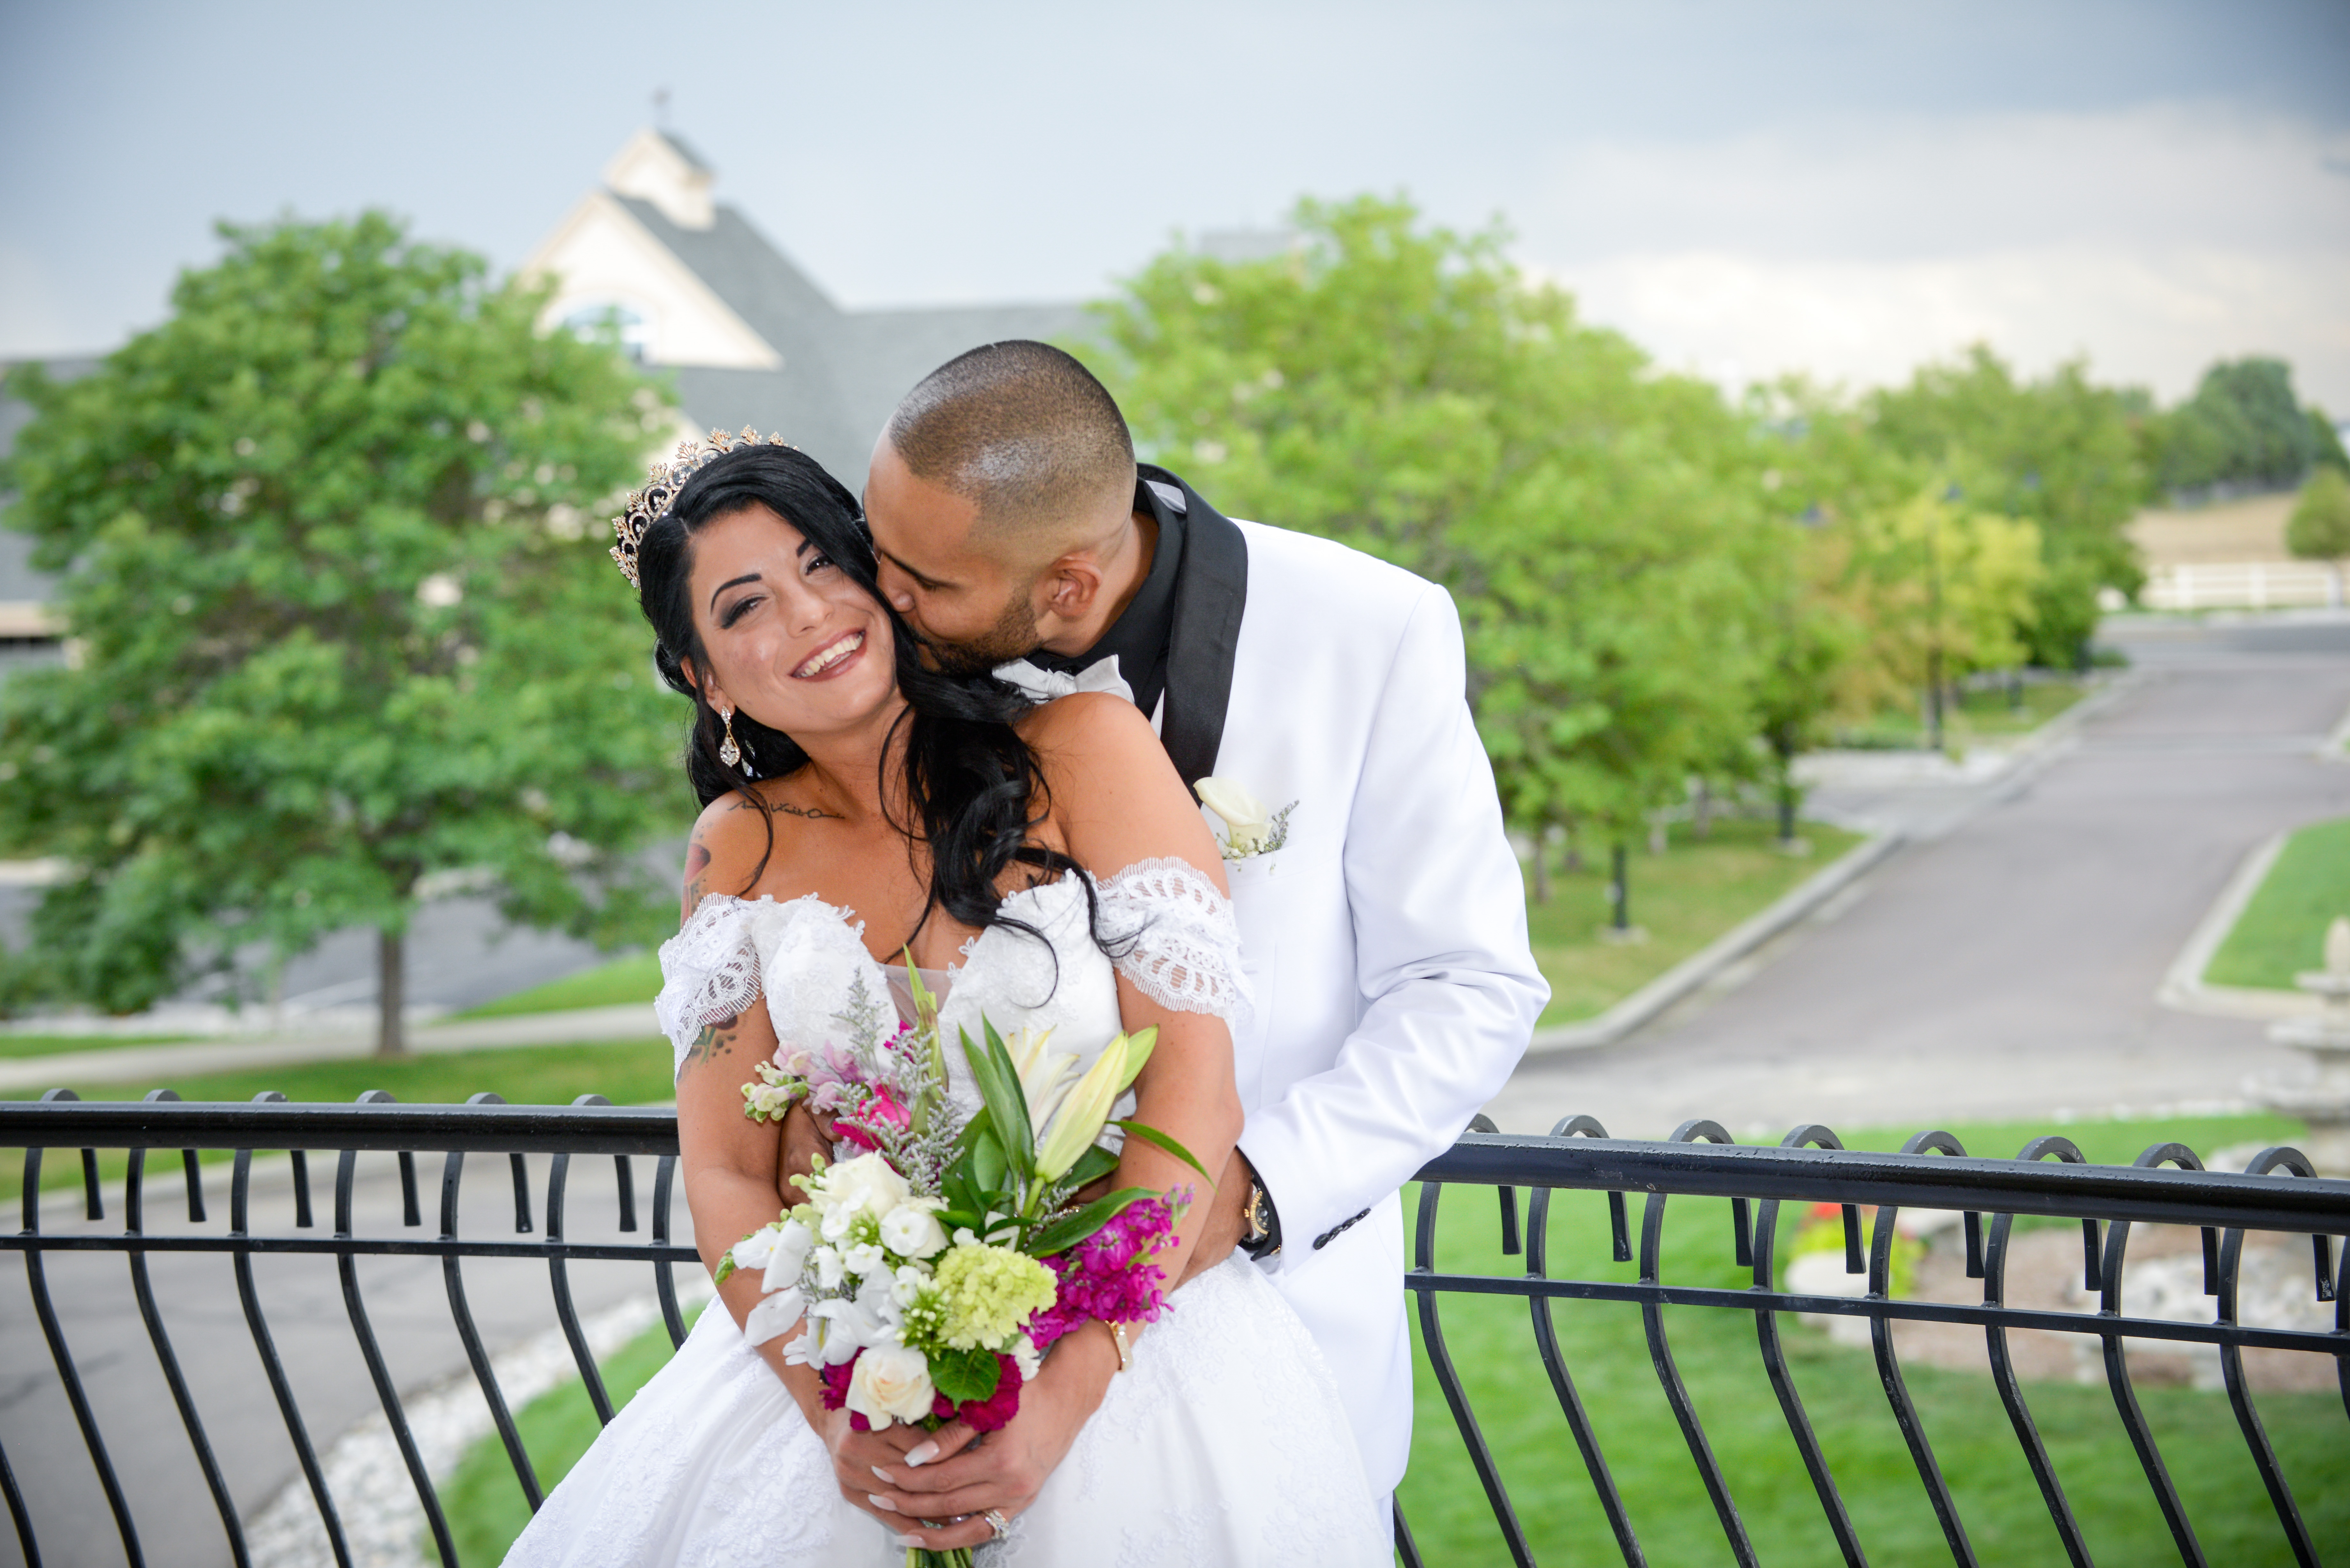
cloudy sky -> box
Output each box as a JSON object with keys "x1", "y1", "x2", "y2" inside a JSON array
[{"x1": 4, "y1": 1, "x2": 2346, "y2": 406}]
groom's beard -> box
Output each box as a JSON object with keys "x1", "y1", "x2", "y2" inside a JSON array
[{"x1": 915, "y1": 588, "x2": 1042, "y2": 679}]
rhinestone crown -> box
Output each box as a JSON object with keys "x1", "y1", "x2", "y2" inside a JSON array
[{"x1": 610, "y1": 427, "x2": 793, "y2": 589}]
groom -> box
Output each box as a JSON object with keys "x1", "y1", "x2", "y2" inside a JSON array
[{"x1": 817, "y1": 341, "x2": 1545, "y2": 1536}]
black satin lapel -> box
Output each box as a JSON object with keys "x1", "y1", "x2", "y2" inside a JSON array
[{"x1": 1152, "y1": 467, "x2": 1248, "y2": 788}]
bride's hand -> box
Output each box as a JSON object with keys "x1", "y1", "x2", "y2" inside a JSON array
[
  {"x1": 860, "y1": 1319, "x2": 1123, "y2": 1552},
  {"x1": 775, "y1": 1362, "x2": 941, "y2": 1530},
  {"x1": 776, "y1": 1100, "x2": 834, "y2": 1207}
]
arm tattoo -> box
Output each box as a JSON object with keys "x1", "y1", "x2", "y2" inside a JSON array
[{"x1": 680, "y1": 1014, "x2": 741, "y2": 1072}]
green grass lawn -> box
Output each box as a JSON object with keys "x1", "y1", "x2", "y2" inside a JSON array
[
  {"x1": 1399, "y1": 1110, "x2": 2343, "y2": 1567},
  {"x1": 2206, "y1": 816, "x2": 2350, "y2": 991},
  {"x1": 428, "y1": 1111, "x2": 2333, "y2": 1568},
  {"x1": 0, "y1": 1030, "x2": 196, "y2": 1060},
  {"x1": 1832, "y1": 676, "x2": 2094, "y2": 752},
  {"x1": 0, "y1": 1038, "x2": 675, "y2": 1200},
  {"x1": 1528, "y1": 817, "x2": 1864, "y2": 1026},
  {"x1": 452, "y1": 951, "x2": 663, "y2": 1019}
]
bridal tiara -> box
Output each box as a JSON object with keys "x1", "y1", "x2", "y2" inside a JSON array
[{"x1": 610, "y1": 426, "x2": 795, "y2": 589}]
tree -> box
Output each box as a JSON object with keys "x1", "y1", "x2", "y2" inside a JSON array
[
  {"x1": 0, "y1": 213, "x2": 684, "y2": 1053},
  {"x1": 1865, "y1": 346, "x2": 2142, "y2": 668},
  {"x1": 2289, "y1": 467, "x2": 2350, "y2": 577},
  {"x1": 2156, "y1": 357, "x2": 2321, "y2": 496},
  {"x1": 1086, "y1": 196, "x2": 1770, "y2": 912}
]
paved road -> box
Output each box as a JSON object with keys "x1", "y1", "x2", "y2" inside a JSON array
[
  {"x1": 1, "y1": 1153, "x2": 696, "y2": 1568},
  {"x1": 1491, "y1": 613, "x2": 2350, "y2": 1144}
]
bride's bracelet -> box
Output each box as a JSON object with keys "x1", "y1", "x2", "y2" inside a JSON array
[{"x1": 1106, "y1": 1319, "x2": 1133, "y2": 1374}]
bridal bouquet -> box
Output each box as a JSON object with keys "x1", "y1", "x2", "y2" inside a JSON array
[{"x1": 720, "y1": 969, "x2": 1197, "y2": 1566}]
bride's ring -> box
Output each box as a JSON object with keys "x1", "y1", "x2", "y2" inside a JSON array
[{"x1": 985, "y1": 1509, "x2": 1011, "y2": 1541}]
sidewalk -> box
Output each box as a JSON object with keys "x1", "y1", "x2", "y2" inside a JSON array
[{"x1": 0, "y1": 1002, "x2": 661, "y2": 1092}]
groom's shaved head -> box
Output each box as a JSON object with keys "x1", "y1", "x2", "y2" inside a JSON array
[{"x1": 883, "y1": 341, "x2": 1137, "y2": 560}]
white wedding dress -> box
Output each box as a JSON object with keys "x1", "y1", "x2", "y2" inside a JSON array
[{"x1": 505, "y1": 863, "x2": 1387, "y2": 1567}]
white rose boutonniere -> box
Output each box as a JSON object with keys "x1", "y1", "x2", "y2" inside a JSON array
[{"x1": 1194, "y1": 777, "x2": 1296, "y2": 862}]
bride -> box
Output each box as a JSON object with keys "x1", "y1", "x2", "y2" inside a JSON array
[{"x1": 506, "y1": 438, "x2": 1387, "y2": 1565}]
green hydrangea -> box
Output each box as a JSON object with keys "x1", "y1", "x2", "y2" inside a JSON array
[{"x1": 928, "y1": 1243, "x2": 1056, "y2": 1351}]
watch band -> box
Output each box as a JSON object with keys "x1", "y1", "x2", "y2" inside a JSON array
[{"x1": 1240, "y1": 1179, "x2": 1283, "y2": 1260}]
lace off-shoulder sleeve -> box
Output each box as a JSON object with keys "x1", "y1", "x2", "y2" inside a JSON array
[
  {"x1": 1093, "y1": 858, "x2": 1255, "y2": 1029},
  {"x1": 654, "y1": 895, "x2": 763, "y2": 1077}
]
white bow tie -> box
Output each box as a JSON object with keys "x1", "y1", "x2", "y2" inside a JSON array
[{"x1": 993, "y1": 654, "x2": 1135, "y2": 706}]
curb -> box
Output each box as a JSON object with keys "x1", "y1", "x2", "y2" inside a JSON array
[
  {"x1": 2156, "y1": 831, "x2": 2321, "y2": 1022},
  {"x1": 1524, "y1": 830, "x2": 1905, "y2": 1057},
  {"x1": 0, "y1": 1002, "x2": 664, "y2": 1092}
]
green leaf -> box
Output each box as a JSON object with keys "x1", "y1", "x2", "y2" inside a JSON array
[
  {"x1": 712, "y1": 1254, "x2": 737, "y2": 1287},
  {"x1": 1060, "y1": 1142, "x2": 1120, "y2": 1192},
  {"x1": 1107, "y1": 1119, "x2": 1214, "y2": 1184},
  {"x1": 1026, "y1": 1186, "x2": 1160, "y2": 1257},
  {"x1": 969, "y1": 1122, "x2": 1008, "y2": 1197},
  {"x1": 959, "y1": 1022, "x2": 1034, "y2": 1183},
  {"x1": 926, "y1": 1344, "x2": 1002, "y2": 1406}
]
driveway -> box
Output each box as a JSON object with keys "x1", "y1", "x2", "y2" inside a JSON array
[{"x1": 1492, "y1": 614, "x2": 2350, "y2": 1144}]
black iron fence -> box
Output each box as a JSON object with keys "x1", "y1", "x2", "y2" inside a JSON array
[{"x1": 2, "y1": 1093, "x2": 2346, "y2": 1568}]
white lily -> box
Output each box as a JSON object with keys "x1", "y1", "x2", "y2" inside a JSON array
[
  {"x1": 1034, "y1": 1029, "x2": 1154, "y2": 1181},
  {"x1": 1005, "y1": 1025, "x2": 1082, "y2": 1135},
  {"x1": 762, "y1": 1218, "x2": 815, "y2": 1292}
]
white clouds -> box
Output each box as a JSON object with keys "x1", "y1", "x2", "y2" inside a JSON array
[
  {"x1": 1520, "y1": 102, "x2": 2350, "y2": 260},
  {"x1": 1519, "y1": 104, "x2": 2350, "y2": 406}
]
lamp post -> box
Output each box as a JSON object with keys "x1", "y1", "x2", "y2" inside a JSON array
[{"x1": 1925, "y1": 484, "x2": 1957, "y2": 753}]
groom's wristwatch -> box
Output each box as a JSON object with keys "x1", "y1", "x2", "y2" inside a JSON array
[{"x1": 1240, "y1": 1177, "x2": 1282, "y2": 1260}]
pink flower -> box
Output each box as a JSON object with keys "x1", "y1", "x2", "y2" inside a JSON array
[
  {"x1": 1030, "y1": 1192, "x2": 1183, "y2": 1351},
  {"x1": 933, "y1": 1354, "x2": 1023, "y2": 1433}
]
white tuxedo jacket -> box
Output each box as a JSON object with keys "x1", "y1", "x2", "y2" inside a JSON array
[{"x1": 1134, "y1": 470, "x2": 1549, "y2": 1494}]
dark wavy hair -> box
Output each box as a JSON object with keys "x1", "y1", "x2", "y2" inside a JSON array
[{"x1": 632, "y1": 441, "x2": 1107, "y2": 964}]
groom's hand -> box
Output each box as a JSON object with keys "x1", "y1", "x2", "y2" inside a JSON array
[
  {"x1": 862, "y1": 1321, "x2": 1122, "y2": 1551},
  {"x1": 1179, "y1": 1148, "x2": 1253, "y2": 1283}
]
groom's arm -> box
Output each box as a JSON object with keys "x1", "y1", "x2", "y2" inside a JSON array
[{"x1": 1236, "y1": 583, "x2": 1548, "y2": 1267}]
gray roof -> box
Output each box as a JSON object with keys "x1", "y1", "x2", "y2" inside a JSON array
[{"x1": 616, "y1": 196, "x2": 1091, "y2": 483}]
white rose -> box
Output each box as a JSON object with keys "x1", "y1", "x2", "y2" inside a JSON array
[
  {"x1": 811, "y1": 1245, "x2": 845, "y2": 1290},
  {"x1": 846, "y1": 1342, "x2": 936, "y2": 1429},
  {"x1": 764, "y1": 1219, "x2": 815, "y2": 1292},
  {"x1": 1194, "y1": 776, "x2": 1271, "y2": 853},
  {"x1": 819, "y1": 1150, "x2": 913, "y2": 1219},
  {"x1": 841, "y1": 1241, "x2": 889, "y2": 1280},
  {"x1": 879, "y1": 1202, "x2": 949, "y2": 1261},
  {"x1": 743, "y1": 1285, "x2": 806, "y2": 1346}
]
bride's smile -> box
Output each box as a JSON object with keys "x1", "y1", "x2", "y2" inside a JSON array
[{"x1": 685, "y1": 501, "x2": 899, "y2": 743}]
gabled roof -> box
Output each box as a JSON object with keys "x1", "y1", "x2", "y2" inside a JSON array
[{"x1": 611, "y1": 194, "x2": 1090, "y2": 482}]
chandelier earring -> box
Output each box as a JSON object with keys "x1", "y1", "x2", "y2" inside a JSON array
[{"x1": 716, "y1": 707, "x2": 743, "y2": 770}]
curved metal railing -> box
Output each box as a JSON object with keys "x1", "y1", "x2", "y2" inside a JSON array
[{"x1": 2, "y1": 1094, "x2": 2345, "y2": 1568}]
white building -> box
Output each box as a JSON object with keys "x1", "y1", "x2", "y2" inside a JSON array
[{"x1": 522, "y1": 127, "x2": 1085, "y2": 481}]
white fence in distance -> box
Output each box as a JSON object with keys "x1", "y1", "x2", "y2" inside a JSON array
[{"x1": 2140, "y1": 560, "x2": 2346, "y2": 611}]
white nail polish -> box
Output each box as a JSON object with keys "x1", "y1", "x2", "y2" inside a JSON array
[
  {"x1": 905, "y1": 1440, "x2": 938, "y2": 1467},
  {"x1": 868, "y1": 1493, "x2": 896, "y2": 1512},
  {"x1": 894, "y1": 1535, "x2": 924, "y2": 1549},
  {"x1": 871, "y1": 1465, "x2": 893, "y2": 1482}
]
